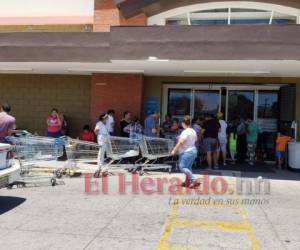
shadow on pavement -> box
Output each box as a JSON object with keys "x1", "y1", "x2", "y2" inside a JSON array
[
  {"x1": 193, "y1": 162, "x2": 300, "y2": 181},
  {"x1": 0, "y1": 196, "x2": 26, "y2": 215}
]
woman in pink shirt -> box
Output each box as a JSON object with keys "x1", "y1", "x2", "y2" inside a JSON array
[{"x1": 47, "y1": 108, "x2": 62, "y2": 138}]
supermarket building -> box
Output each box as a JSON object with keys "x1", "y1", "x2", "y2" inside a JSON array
[{"x1": 0, "y1": 0, "x2": 300, "y2": 145}]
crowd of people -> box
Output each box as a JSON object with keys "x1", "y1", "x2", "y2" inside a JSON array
[
  {"x1": 84, "y1": 108, "x2": 292, "y2": 171},
  {"x1": 0, "y1": 103, "x2": 293, "y2": 179}
]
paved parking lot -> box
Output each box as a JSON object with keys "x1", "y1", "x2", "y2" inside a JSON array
[{"x1": 1, "y1": 168, "x2": 300, "y2": 250}]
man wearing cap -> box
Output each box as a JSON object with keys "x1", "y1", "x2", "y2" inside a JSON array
[{"x1": 217, "y1": 112, "x2": 228, "y2": 166}]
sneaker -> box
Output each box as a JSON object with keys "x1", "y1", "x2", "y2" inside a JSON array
[
  {"x1": 249, "y1": 162, "x2": 254, "y2": 166},
  {"x1": 189, "y1": 181, "x2": 201, "y2": 189},
  {"x1": 214, "y1": 165, "x2": 219, "y2": 169}
]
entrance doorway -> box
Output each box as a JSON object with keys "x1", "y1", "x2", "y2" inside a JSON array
[
  {"x1": 164, "y1": 84, "x2": 279, "y2": 125},
  {"x1": 163, "y1": 84, "x2": 280, "y2": 160}
]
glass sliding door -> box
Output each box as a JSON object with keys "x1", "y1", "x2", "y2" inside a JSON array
[
  {"x1": 194, "y1": 90, "x2": 220, "y2": 118},
  {"x1": 167, "y1": 89, "x2": 191, "y2": 118},
  {"x1": 257, "y1": 91, "x2": 279, "y2": 132},
  {"x1": 227, "y1": 90, "x2": 255, "y2": 121},
  {"x1": 257, "y1": 91, "x2": 279, "y2": 160}
]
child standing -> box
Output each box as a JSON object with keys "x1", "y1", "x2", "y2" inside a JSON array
[
  {"x1": 228, "y1": 124, "x2": 237, "y2": 164},
  {"x1": 276, "y1": 129, "x2": 292, "y2": 169}
]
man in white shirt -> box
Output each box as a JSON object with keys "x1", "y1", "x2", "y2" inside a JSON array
[
  {"x1": 106, "y1": 109, "x2": 115, "y2": 135},
  {"x1": 94, "y1": 114, "x2": 109, "y2": 167},
  {"x1": 217, "y1": 112, "x2": 228, "y2": 166}
]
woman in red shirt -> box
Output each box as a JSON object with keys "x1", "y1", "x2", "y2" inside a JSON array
[
  {"x1": 47, "y1": 108, "x2": 62, "y2": 138},
  {"x1": 80, "y1": 125, "x2": 96, "y2": 142}
]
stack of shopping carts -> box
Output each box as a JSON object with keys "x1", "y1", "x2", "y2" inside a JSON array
[
  {"x1": 7, "y1": 135, "x2": 64, "y2": 187},
  {"x1": 64, "y1": 135, "x2": 175, "y2": 177},
  {"x1": 137, "y1": 136, "x2": 175, "y2": 175}
]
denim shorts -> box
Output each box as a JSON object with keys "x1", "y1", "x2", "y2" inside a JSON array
[
  {"x1": 203, "y1": 137, "x2": 218, "y2": 152},
  {"x1": 179, "y1": 148, "x2": 197, "y2": 171},
  {"x1": 47, "y1": 131, "x2": 62, "y2": 138},
  {"x1": 276, "y1": 151, "x2": 285, "y2": 158}
]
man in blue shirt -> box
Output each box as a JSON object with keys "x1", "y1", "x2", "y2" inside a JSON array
[{"x1": 144, "y1": 112, "x2": 160, "y2": 137}]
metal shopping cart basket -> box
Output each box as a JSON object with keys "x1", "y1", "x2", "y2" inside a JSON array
[
  {"x1": 94, "y1": 136, "x2": 140, "y2": 177},
  {"x1": 8, "y1": 136, "x2": 64, "y2": 187},
  {"x1": 64, "y1": 137, "x2": 100, "y2": 175},
  {"x1": 138, "y1": 136, "x2": 175, "y2": 175}
]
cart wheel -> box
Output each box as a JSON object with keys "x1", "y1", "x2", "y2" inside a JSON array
[
  {"x1": 55, "y1": 170, "x2": 62, "y2": 179},
  {"x1": 51, "y1": 178, "x2": 56, "y2": 186},
  {"x1": 69, "y1": 170, "x2": 75, "y2": 177},
  {"x1": 94, "y1": 170, "x2": 100, "y2": 178}
]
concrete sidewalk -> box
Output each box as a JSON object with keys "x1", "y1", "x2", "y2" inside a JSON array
[{"x1": 1, "y1": 169, "x2": 300, "y2": 250}]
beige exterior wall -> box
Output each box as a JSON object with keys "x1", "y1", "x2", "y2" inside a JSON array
[
  {"x1": 144, "y1": 76, "x2": 300, "y2": 140},
  {"x1": 296, "y1": 83, "x2": 300, "y2": 140},
  {"x1": 0, "y1": 24, "x2": 93, "y2": 32},
  {"x1": 0, "y1": 74, "x2": 91, "y2": 137}
]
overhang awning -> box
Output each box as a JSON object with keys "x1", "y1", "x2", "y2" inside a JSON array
[
  {"x1": 0, "y1": 32, "x2": 110, "y2": 62},
  {"x1": 110, "y1": 25, "x2": 300, "y2": 60},
  {"x1": 1, "y1": 25, "x2": 300, "y2": 63}
]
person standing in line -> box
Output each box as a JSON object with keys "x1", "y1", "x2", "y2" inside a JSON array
[
  {"x1": 228, "y1": 121, "x2": 238, "y2": 164},
  {"x1": 124, "y1": 117, "x2": 143, "y2": 140},
  {"x1": 217, "y1": 112, "x2": 228, "y2": 166},
  {"x1": 47, "y1": 108, "x2": 62, "y2": 138},
  {"x1": 171, "y1": 115, "x2": 199, "y2": 188},
  {"x1": 94, "y1": 114, "x2": 109, "y2": 167},
  {"x1": 201, "y1": 114, "x2": 220, "y2": 169},
  {"x1": 275, "y1": 129, "x2": 292, "y2": 169},
  {"x1": 236, "y1": 116, "x2": 247, "y2": 163},
  {"x1": 162, "y1": 114, "x2": 173, "y2": 138},
  {"x1": 144, "y1": 112, "x2": 160, "y2": 137},
  {"x1": 0, "y1": 103, "x2": 16, "y2": 143},
  {"x1": 246, "y1": 115, "x2": 258, "y2": 166},
  {"x1": 120, "y1": 111, "x2": 131, "y2": 137},
  {"x1": 79, "y1": 125, "x2": 96, "y2": 142},
  {"x1": 106, "y1": 109, "x2": 115, "y2": 136},
  {"x1": 59, "y1": 113, "x2": 68, "y2": 136}
]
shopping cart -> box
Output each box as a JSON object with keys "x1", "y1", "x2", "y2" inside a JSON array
[
  {"x1": 8, "y1": 136, "x2": 64, "y2": 186},
  {"x1": 64, "y1": 137, "x2": 100, "y2": 175},
  {"x1": 138, "y1": 136, "x2": 175, "y2": 175},
  {"x1": 94, "y1": 136, "x2": 140, "y2": 177}
]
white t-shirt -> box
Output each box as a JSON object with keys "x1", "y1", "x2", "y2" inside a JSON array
[
  {"x1": 218, "y1": 120, "x2": 228, "y2": 143},
  {"x1": 179, "y1": 128, "x2": 197, "y2": 154},
  {"x1": 106, "y1": 115, "x2": 114, "y2": 133},
  {"x1": 95, "y1": 121, "x2": 109, "y2": 146}
]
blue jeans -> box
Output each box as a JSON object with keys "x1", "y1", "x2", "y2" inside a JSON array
[
  {"x1": 47, "y1": 131, "x2": 62, "y2": 138},
  {"x1": 179, "y1": 148, "x2": 197, "y2": 184}
]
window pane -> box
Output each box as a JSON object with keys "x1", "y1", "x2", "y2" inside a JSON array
[
  {"x1": 166, "y1": 14, "x2": 189, "y2": 25},
  {"x1": 190, "y1": 9, "x2": 228, "y2": 25},
  {"x1": 257, "y1": 91, "x2": 279, "y2": 132},
  {"x1": 257, "y1": 91, "x2": 278, "y2": 119},
  {"x1": 194, "y1": 90, "x2": 220, "y2": 118},
  {"x1": 228, "y1": 91, "x2": 254, "y2": 121},
  {"x1": 272, "y1": 12, "x2": 297, "y2": 24},
  {"x1": 230, "y1": 8, "x2": 271, "y2": 24},
  {"x1": 168, "y1": 89, "x2": 191, "y2": 117}
]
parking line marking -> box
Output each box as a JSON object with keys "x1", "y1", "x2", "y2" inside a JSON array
[{"x1": 157, "y1": 177, "x2": 262, "y2": 250}]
